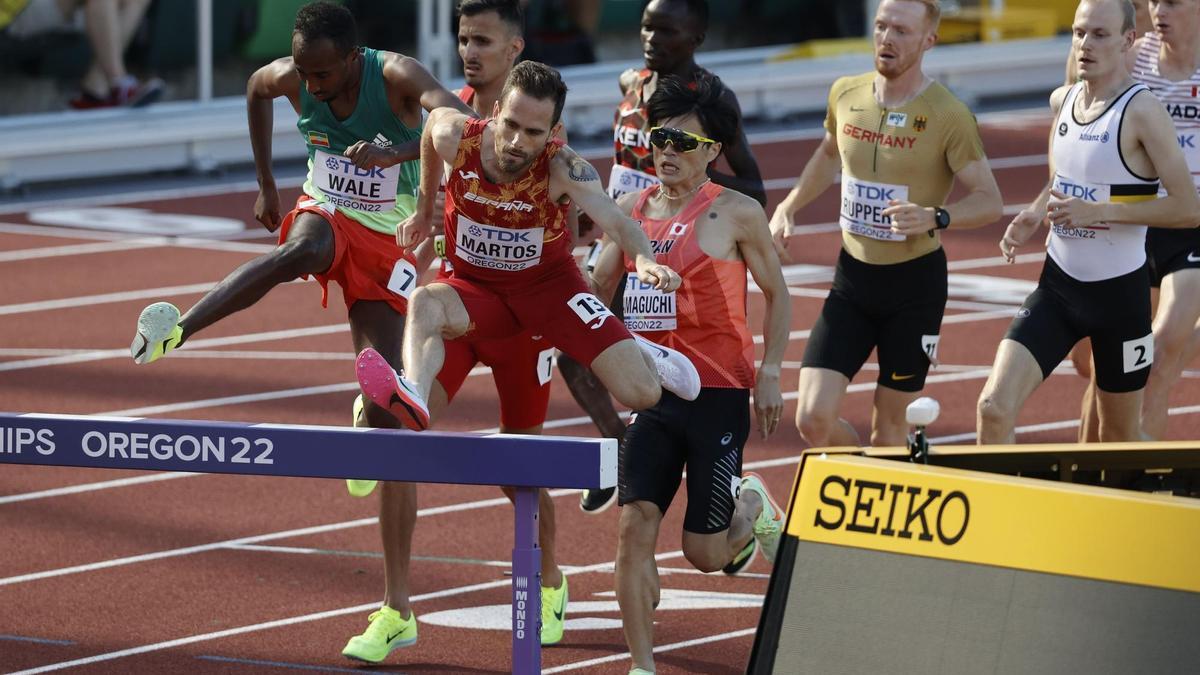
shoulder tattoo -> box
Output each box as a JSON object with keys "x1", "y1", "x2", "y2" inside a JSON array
[{"x1": 568, "y1": 156, "x2": 600, "y2": 183}]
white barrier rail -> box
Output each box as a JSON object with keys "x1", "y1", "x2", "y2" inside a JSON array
[{"x1": 0, "y1": 37, "x2": 1069, "y2": 191}]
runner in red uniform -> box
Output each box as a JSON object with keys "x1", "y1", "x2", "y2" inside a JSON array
[
  {"x1": 590, "y1": 75, "x2": 789, "y2": 675},
  {"x1": 339, "y1": 2, "x2": 574, "y2": 664},
  {"x1": 354, "y1": 60, "x2": 699, "y2": 441}
]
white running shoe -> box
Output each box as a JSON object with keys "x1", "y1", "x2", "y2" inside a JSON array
[
  {"x1": 131, "y1": 302, "x2": 183, "y2": 364},
  {"x1": 632, "y1": 333, "x2": 701, "y2": 401}
]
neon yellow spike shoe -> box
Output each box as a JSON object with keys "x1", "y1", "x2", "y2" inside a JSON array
[
  {"x1": 540, "y1": 572, "x2": 568, "y2": 646},
  {"x1": 346, "y1": 394, "x2": 378, "y2": 497},
  {"x1": 131, "y1": 302, "x2": 183, "y2": 364},
  {"x1": 342, "y1": 605, "x2": 418, "y2": 663}
]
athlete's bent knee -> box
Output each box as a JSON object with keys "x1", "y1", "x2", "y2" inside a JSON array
[
  {"x1": 797, "y1": 409, "x2": 836, "y2": 447},
  {"x1": 272, "y1": 236, "x2": 328, "y2": 278},
  {"x1": 683, "y1": 546, "x2": 726, "y2": 574},
  {"x1": 976, "y1": 393, "x2": 1013, "y2": 430}
]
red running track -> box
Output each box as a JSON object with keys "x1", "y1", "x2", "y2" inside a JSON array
[{"x1": 1, "y1": 109, "x2": 1198, "y2": 674}]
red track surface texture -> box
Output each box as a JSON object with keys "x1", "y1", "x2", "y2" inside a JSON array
[{"x1": 2, "y1": 111, "x2": 1198, "y2": 674}]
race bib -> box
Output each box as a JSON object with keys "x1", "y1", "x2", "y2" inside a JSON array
[
  {"x1": 311, "y1": 149, "x2": 400, "y2": 212},
  {"x1": 608, "y1": 164, "x2": 660, "y2": 200},
  {"x1": 623, "y1": 273, "x2": 676, "y2": 331},
  {"x1": 1051, "y1": 174, "x2": 1112, "y2": 239},
  {"x1": 839, "y1": 175, "x2": 908, "y2": 241},
  {"x1": 453, "y1": 215, "x2": 543, "y2": 272}
]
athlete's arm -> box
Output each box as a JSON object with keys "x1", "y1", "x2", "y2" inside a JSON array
[
  {"x1": 768, "y1": 130, "x2": 840, "y2": 256},
  {"x1": 1049, "y1": 94, "x2": 1200, "y2": 229},
  {"x1": 556, "y1": 126, "x2": 581, "y2": 242},
  {"x1": 733, "y1": 195, "x2": 789, "y2": 438},
  {"x1": 1002, "y1": 86, "x2": 1068, "y2": 261},
  {"x1": 885, "y1": 157, "x2": 1003, "y2": 235},
  {"x1": 553, "y1": 148, "x2": 681, "y2": 292},
  {"x1": 705, "y1": 89, "x2": 766, "y2": 207},
  {"x1": 588, "y1": 193, "x2": 638, "y2": 303},
  {"x1": 246, "y1": 57, "x2": 301, "y2": 231},
  {"x1": 345, "y1": 54, "x2": 477, "y2": 170},
  {"x1": 397, "y1": 107, "x2": 468, "y2": 249}
]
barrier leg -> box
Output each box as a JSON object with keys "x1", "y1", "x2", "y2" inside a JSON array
[{"x1": 512, "y1": 487, "x2": 542, "y2": 674}]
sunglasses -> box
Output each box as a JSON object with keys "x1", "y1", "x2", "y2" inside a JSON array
[{"x1": 648, "y1": 126, "x2": 716, "y2": 152}]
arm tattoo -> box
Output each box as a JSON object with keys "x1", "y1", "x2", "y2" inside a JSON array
[{"x1": 568, "y1": 157, "x2": 601, "y2": 182}]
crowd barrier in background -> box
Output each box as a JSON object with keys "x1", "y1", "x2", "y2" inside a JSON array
[{"x1": 0, "y1": 36, "x2": 1069, "y2": 192}]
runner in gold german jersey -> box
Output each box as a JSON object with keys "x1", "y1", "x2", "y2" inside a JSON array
[{"x1": 770, "y1": 0, "x2": 1003, "y2": 448}]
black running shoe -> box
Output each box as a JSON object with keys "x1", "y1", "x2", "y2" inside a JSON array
[{"x1": 579, "y1": 486, "x2": 617, "y2": 513}]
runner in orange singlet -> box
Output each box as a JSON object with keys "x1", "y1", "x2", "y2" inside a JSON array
[{"x1": 590, "y1": 76, "x2": 789, "y2": 675}]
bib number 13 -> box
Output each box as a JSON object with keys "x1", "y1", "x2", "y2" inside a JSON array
[{"x1": 568, "y1": 292, "x2": 614, "y2": 330}]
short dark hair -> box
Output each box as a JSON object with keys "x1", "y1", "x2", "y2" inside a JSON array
[
  {"x1": 646, "y1": 74, "x2": 738, "y2": 150},
  {"x1": 500, "y1": 61, "x2": 568, "y2": 127},
  {"x1": 294, "y1": 1, "x2": 357, "y2": 56},
  {"x1": 644, "y1": 0, "x2": 709, "y2": 32},
  {"x1": 458, "y1": 0, "x2": 524, "y2": 34}
]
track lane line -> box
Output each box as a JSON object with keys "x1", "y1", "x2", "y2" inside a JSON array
[
  {"x1": 7, "y1": 551, "x2": 690, "y2": 674},
  {"x1": 542, "y1": 628, "x2": 760, "y2": 674}
]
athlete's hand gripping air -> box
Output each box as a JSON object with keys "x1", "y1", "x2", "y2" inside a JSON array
[
  {"x1": 1000, "y1": 207, "x2": 1046, "y2": 263},
  {"x1": 254, "y1": 183, "x2": 282, "y2": 232}
]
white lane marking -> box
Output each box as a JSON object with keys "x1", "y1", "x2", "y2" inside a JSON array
[
  {"x1": 102, "y1": 383, "x2": 362, "y2": 417},
  {"x1": 0, "y1": 277, "x2": 311, "y2": 317},
  {"x1": 0, "y1": 349, "x2": 353, "y2": 360},
  {"x1": 0, "y1": 473, "x2": 200, "y2": 505},
  {"x1": 0, "y1": 324, "x2": 348, "y2": 373},
  {"x1": 542, "y1": 628, "x2": 760, "y2": 674},
  {"x1": 6, "y1": 551, "x2": 688, "y2": 674},
  {"x1": 0, "y1": 238, "x2": 166, "y2": 262}
]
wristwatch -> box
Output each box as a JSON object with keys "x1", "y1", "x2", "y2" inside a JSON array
[{"x1": 934, "y1": 207, "x2": 951, "y2": 230}]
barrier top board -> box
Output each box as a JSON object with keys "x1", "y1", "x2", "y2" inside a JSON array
[
  {"x1": 0, "y1": 412, "x2": 616, "y2": 490},
  {"x1": 789, "y1": 454, "x2": 1200, "y2": 593}
]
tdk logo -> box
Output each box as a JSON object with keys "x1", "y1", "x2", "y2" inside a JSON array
[
  {"x1": 1180, "y1": 134, "x2": 1196, "y2": 149},
  {"x1": 1057, "y1": 180, "x2": 1098, "y2": 201},
  {"x1": 847, "y1": 182, "x2": 897, "y2": 201},
  {"x1": 324, "y1": 157, "x2": 386, "y2": 178}
]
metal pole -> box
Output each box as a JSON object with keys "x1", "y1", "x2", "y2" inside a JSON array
[
  {"x1": 198, "y1": 0, "x2": 213, "y2": 103},
  {"x1": 511, "y1": 487, "x2": 542, "y2": 674}
]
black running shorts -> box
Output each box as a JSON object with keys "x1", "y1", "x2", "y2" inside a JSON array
[
  {"x1": 1005, "y1": 257, "x2": 1153, "y2": 393},
  {"x1": 618, "y1": 388, "x2": 750, "y2": 534},
  {"x1": 1146, "y1": 227, "x2": 1200, "y2": 288},
  {"x1": 803, "y1": 247, "x2": 947, "y2": 392}
]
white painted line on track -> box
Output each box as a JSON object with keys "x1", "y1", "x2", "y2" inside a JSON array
[
  {"x1": 7, "y1": 550, "x2": 689, "y2": 674},
  {"x1": 542, "y1": 628, "x2": 760, "y2": 673},
  {"x1": 0, "y1": 473, "x2": 200, "y2": 505},
  {"x1": 0, "y1": 323, "x2": 348, "y2": 373},
  {"x1": 0, "y1": 277, "x2": 312, "y2": 317},
  {"x1": 0, "y1": 238, "x2": 167, "y2": 263}
]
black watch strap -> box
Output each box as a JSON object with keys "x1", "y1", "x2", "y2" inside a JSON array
[{"x1": 935, "y1": 207, "x2": 951, "y2": 230}]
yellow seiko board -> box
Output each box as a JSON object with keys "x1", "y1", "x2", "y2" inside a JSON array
[{"x1": 748, "y1": 454, "x2": 1200, "y2": 674}]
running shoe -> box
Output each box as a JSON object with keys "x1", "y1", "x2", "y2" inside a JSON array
[
  {"x1": 722, "y1": 537, "x2": 757, "y2": 575},
  {"x1": 131, "y1": 302, "x2": 183, "y2": 364},
  {"x1": 740, "y1": 472, "x2": 784, "y2": 563},
  {"x1": 346, "y1": 394, "x2": 378, "y2": 498},
  {"x1": 632, "y1": 333, "x2": 701, "y2": 401},
  {"x1": 540, "y1": 573, "x2": 568, "y2": 646},
  {"x1": 579, "y1": 486, "x2": 617, "y2": 513},
  {"x1": 342, "y1": 605, "x2": 417, "y2": 663},
  {"x1": 356, "y1": 348, "x2": 429, "y2": 431}
]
